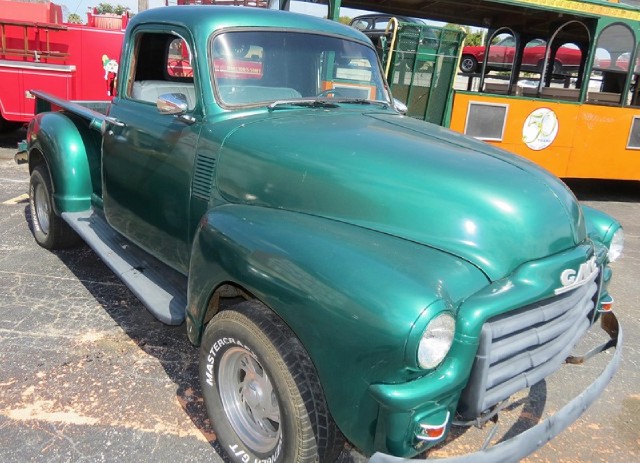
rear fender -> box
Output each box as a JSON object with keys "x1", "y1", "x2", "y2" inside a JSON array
[{"x1": 27, "y1": 112, "x2": 99, "y2": 214}]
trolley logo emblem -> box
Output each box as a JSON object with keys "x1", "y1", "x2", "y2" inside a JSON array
[
  {"x1": 555, "y1": 256, "x2": 599, "y2": 295},
  {"x1": 522, "y1": 107, "x2": 559, "y2": 151}
]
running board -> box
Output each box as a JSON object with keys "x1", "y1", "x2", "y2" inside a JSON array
[{"x1": 62, "y1": 211, "x2": 187, "y2": 325}]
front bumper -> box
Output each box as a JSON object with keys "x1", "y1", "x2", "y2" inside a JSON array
[{"x1": 368, "y1": 312, "x2": 621, "y2": 463}]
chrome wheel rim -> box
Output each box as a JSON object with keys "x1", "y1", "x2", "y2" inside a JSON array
[
  {"x1": 461, "y1": 58, "x2": 474, "y2": 72},
  {"x1": 218, "y1": 346, "x2": 281, "y2": 454},
  {"x1": 34, "y1": 183, "x2": 50, "y2": 235}
]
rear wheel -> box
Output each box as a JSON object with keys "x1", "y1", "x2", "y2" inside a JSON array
[
  {"x1": 29, "y1": 164, "x2": 80, "y2": 249},
  {"x1": 460, "y1": 55, "x2": 478, "y2": 73},
  {"x1": 200, "y1": 301, "x2": 345, "y2": 463}
]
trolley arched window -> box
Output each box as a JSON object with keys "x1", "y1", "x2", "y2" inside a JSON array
[
  {"x1": 532, "y1": 20, "x2": 589, "y2": 101},
  {"x1": 480, "y1": 28, "x2": 517, "y2": 94},
  {"x1": 588, "y1": 23, "x2": 635, "y2": 105}
]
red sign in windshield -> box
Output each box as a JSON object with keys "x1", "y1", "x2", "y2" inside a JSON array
[{"x1": 213, "y1": 59, "x2": 263, "y2": 79}]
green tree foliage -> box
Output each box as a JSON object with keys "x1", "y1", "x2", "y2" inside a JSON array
[
  {"x1": 95, "y1": 3, "x2": 129, "y2": 15},
  {"x1": 445, "y1": 24, "x2": 484, "y2": 46},
  {"x1": 67, "y1": 13, "x2": 83, "y2": 24},
  {"x1": 465, "y1": 31, "x2": 483, "y2": 46}
]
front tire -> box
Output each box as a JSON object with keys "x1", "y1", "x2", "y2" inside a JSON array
[
  {"x1": 200, "y1": 301, "x2": 344, "y2": 463},
  {"x1": 459, "y1": 55, "x2": 478, "y2": 73},
  {"x1": 29, "y1": 164, "x2": 80, "y2": 249}
]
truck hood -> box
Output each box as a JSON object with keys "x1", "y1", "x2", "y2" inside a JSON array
[{"x1": 216, "y1": 109, "x2": 586, "y2": 281}]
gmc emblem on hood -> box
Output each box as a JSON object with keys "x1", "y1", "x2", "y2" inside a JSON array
[{"x1": 555, "y1": 256, "x2": 599, "y2": 295}]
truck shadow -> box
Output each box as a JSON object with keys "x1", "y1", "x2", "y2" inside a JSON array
[
  {"x1": 0, "y1": 126, "x2": 26, "y2": 149},
  {"x1": 22, "y1": 204, "x2": 233, "y2": 462},
  {"x1": 424, "y1": 381, "x2": 547, "y2": 456},
  {"x1": 565, "y1": 179, "x2": 640, "y2": 202}
]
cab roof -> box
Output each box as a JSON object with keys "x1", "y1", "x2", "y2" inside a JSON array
[{"x1": 127, "y1": 5, "x2": 370, "y2": 43}]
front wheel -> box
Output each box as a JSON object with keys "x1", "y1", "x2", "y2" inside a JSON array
[
  {"x1": 459, "y1": 55, "x2": 478, "y2": 73},
  {"x1": 200, "y1": 301, "x2": 344, "y2": 463},
  {"x1": 29, "y1": 164, "x2": 80, "y2": 249}
]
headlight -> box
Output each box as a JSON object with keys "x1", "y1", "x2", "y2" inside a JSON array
[
  {"x1": 417, "y1": 313, "x2": 455, "y2": 369},
  {"x1": 608, "y1": 227, "x2": 624, "y2": 262}
]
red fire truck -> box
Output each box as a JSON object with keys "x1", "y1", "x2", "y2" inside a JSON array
[{"x1": 0, "y1": 0, "x2": 126, "y2": 132}]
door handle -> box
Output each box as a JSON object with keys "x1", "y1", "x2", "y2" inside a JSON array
[
  {"x1": 101, "y1": 116, "x2": 125, "y2": 136},
  {"x1": 104, "y1": 116, "x2": 125, "y2": 127}
]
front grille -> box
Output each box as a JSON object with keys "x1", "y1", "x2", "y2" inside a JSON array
[{"x1": 457, "y1": 272, "x2": 600, "y2": 420}]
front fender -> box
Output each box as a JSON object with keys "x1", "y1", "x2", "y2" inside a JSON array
[
  {"x1": 581, "y1": 205, "x2": 622, "y2": 306},
  {"x1": 582, "y1": 205, "x2": 622, "y2": 248},
  {"x1": 27, "y1": 112, "x2": 98, "y2": 213},
  {"x1": 186, "y1": 204, "x2": 488, "y2": 455}
]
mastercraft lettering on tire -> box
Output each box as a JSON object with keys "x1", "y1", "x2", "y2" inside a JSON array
[{"x1": 19, "y1": 5, "x2": 623, "y2": 462}]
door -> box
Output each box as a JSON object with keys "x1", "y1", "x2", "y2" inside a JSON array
[{"x1": 102, "y1": 29, "x2": 200, "y2": 274}]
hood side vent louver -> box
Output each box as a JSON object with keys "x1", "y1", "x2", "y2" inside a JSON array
[{"x1": 192, "y1": 153, "x2": 216, "y2": 201}]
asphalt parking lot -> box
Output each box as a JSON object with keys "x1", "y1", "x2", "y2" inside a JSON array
[{"x1": 1, "y1": 127, "x2": 638, "y2": 462}]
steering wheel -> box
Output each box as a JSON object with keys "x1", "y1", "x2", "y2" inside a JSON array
[
  {"x1": 168, "y1": 58, "x2": 193, "y2": 78},
  {"x1": 316, "y1": 89, "x2": 344, "y2": 98}
]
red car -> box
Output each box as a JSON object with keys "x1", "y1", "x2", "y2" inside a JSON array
[{"x1": 460, "y1": 37, "x2": 581, "y2": 75}]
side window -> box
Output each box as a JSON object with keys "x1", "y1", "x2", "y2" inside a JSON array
[
  {"x1": 588, "y1": 24, "x2": 635, "y2": 105},
  {"x1": 127, "y1": 32, "x2": 196, "y2": 110},
  {"x1": 375, "y1": 19, "x2": 391, "y2": 32},
  {"x1": 526, "y1": 39, "x2": 546, "y2": 48},
  {"x1": 350, "y1": 19, "x2": 369, "y2": 31},
  {"x1": 498, "y1": 36, "x2": 515, "y2": 47}
]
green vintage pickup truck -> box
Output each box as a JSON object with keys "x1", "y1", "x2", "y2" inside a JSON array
[{"x1": 19, "y1": 5, "x2": 624, "y2": 463}]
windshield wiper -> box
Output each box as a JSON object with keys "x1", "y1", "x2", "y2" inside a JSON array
[
  {"x1": 333, "y1": 99, "x2": 390, "y2": 109},
  {"x1": 268, "y1": 99, "x2": 339, "y2": 111},
  {"x1": 268, "y1": 98, "x2": 390, "y2": 111}
]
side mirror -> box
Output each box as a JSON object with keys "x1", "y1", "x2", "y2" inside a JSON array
[
  {"x1": 393, "y1": 98, "x2": 408, "y2": 115},
  {"x1": 157, "y1": 93, "x2": 188, "y2": 115}
]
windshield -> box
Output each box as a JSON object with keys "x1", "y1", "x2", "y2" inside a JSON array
[{"x1": 210, "y1": 30, "x2": 391, "y2": 106}]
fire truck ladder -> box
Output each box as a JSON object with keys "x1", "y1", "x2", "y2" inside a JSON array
[{"x1": 0, "y1": 19, "x2": 69, "y2": 61}]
